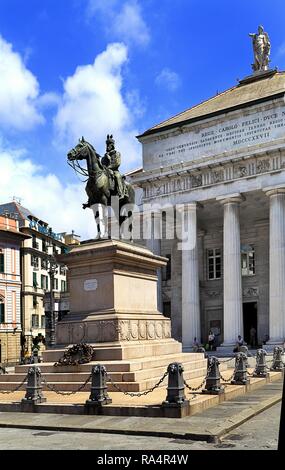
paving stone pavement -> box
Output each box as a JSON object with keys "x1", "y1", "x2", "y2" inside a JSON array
[{"x1": 0, "y1": 377, "x2": 282, "y2": 444}]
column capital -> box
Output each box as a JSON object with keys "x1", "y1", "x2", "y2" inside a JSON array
[
  {"x1": 177, "y1": 202, "x2": 203, "y2": 213},
  {"x1": 216, "y1": 193, "x2": 245, "y2": 205},
  {"x1": 263, "y1": 184, "x2": 285, "y2": 197}
]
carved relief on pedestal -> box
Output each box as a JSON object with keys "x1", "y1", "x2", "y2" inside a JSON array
[
  {"x1": 155, "y1": 322, "x2": 163, "y2": 339},
  {"x1": 138, "y1": 321, "x2": 147, "y2": 340},
  {"x1": 147, "y1": 321, "x2": 156, "y2": 339},
  {"x1": 65, "y1": 318, "x2": 173, "y2": 343},
  {"x1": 130, "y1": 321, "x2": 139, "y2": 340},
  {"x1": 101, "y1": 320, "x2": 117, "y2": 342},
  {"x1": 118, "y1": 320, "x2": 130, "y2": 341},
  {"x1": 163, "y1": 321, "x2": 171, "y2": 338}
]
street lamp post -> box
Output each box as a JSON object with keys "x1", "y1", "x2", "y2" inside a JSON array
[
  {"x1": 46, "y1": 234, "x2": 59, "y2": 347},
  {"x1": 48, "y1": 260, "x2": 58, "y2": 346}
]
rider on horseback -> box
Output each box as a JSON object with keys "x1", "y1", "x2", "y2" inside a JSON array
[{"x1": 101, "y1": 134, "x2": 128, "y2": 199}]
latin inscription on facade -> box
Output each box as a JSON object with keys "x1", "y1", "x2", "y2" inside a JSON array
[
  {"x1": 84, "y1": 279, "x2": 98, "y2": 291},
  {"x1": 143, "y1": 105, "x2": 285, "y2": 170}
]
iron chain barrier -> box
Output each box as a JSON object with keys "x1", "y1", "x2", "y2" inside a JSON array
[
  {"x1": 0, "y1": 373, "x2": 28, "y2": 394},
  {"x1": 106, "y1": 370, "x2": 169, "y2": 397},
  {"x1": 42, "y1": 374, "x2": 92, "y2": 396},
  {"x1": 220, "y1": 356, "x2": 241, "y2": 383},
  {"x1": 219, "y1": 357, "x2": 235, "y2": 363},
  {"x1": 183, "y1": 363, "x2": 212, "y2": 392}
]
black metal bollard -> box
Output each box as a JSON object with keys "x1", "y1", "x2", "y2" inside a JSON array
[
  {"x1": 202, "y1": 357, "x2": 224, "y2": 395},
  {"x1": 271, "y1": 346, "x2": 284, "y2": 371},
  {"x1": 162, "y1": 363, "x2": 188, "y2": 407},
  {"x1": 31, "y1": 349, "x2": 39, "y2": 364},
  {"x1": 21, "y1": 366, "x2": 46, "y2": 404},
  {"x1": 85, "y1": 364, "x2": 112, "y2": 406},
  {"x1": 253, "y1": 349, "x2": 269, "y2": 378},
  {"x1": 231, "y1": 352, "x2": 249, "y2": 385}
]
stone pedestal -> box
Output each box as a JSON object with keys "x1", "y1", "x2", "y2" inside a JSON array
[{"x1": 52, "y1": 239, "x2": 180, "y2": 360}]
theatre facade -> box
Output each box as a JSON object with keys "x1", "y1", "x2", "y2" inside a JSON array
[{"x1": 129, "y1": 68, "x2": 285, "y2": 351}]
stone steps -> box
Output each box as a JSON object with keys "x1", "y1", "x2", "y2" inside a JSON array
[
  {"x1": 0, "y1": 359, "x2": 209, "y2": 383},
  {"x1": 42, "y1": 339, "x2": 183, "y2": 362},
  {"x1": 0, "y1": 366, "x2": 209, "y2": 392},
  {"x1": 0, "y1": 356, "x2": 228, "y2": 392},
  {"x1": 14, "y1": 352, "x2": 205, "y2": 374}
]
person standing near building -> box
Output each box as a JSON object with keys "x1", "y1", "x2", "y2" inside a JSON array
[{"x1": 208, "y1": 331, "x2": 215, "y2": 351}]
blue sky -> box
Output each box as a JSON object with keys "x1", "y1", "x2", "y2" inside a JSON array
[{"x1": 0, "y1": 0, "x2": 285, "y2": 237}]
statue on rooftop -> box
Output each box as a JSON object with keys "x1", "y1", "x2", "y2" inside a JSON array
[{"x1": 249, "y1": 25, "x2": 271, "y2": 72}]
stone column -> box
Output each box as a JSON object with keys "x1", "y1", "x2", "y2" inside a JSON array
[
  {"x1": 146, "y1": 210, "x2": 162, "y2": 312},
  {"x1": 180, "y1": 203, "x2": 200, "y2": 350},
  {"x1": 217, "y1": 194, "x2": 244, "y2": 346},
  {"x1": 263, "y1": 186, "x2": 285, "y2": 344}
]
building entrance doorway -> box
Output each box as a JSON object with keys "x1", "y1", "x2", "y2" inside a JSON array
[{"x1": 243, "y1": 302, "x2": 257, "y2": 347}]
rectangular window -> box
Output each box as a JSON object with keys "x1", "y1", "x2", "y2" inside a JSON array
[
  {"x1": 41, "y1": 258, "x2": 47, "y2": 269},
  {"x1": 33, "y1": 295, "x2": 38, "y2": 308},
  {"x1": 241, "y1": 245, "x2": 255, "y2": 276},
  {"x1": 60, "y1": 265, "x2": 66, "y2": 275},
  {"x1": 41, "y1": 275, "x2": 48, "y2": 290},
  {"x1": 0, "y1": 251, "x2": 4, "y2": 273},
  {"x1": 41, "y1": 315, "x2": 46, "y2": 329},
  {"x1": 32, "y1": 236, "x2": 38, "y2": 249},
  {"x1": 61, "y1": 280, "x2": 66, "y2": 292},
  {"x1": 33, "y1": 272, "x2": 38, "y2": 288},
  {"x1": 53, "y1": 278, "x2": 58, "y2": 290},
  {"x1": 31, "y1": 314, "x2": 39, "y2": 328},
  {"x1": 207, "y1": 248, "x2": 222, "y2": 280},
  {"x1": 42, "y1": 239, "x2": 47, "y2": 253},
  {"x1": 31, "y1": 255, "x2": 39, "y2": 268},
  {"x1": 0, "y1": 302, "x2": 5, "y2": 323}
]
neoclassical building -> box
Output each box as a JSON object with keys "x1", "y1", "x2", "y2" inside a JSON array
[
  {"x1": 129, "y1": 66, "x2": 285, "y2": 351},
  {"x1": 0, "y1": 215, "x2": 28, "y2": 363}
]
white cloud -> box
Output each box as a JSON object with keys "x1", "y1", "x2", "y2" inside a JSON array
[
  {"x1": 87, "y1": 0, "x2": 150, "y2": 47},
  {"x1": 54, "y1": 42, "x2": 141, "y2": 171},
  {"x1": 155, "y1": 68, "x2": 181, "y2": 92},
  {"x1": 0, "y1": 139, "x2": 97, "y2": 240},
  {"x1": 0, "y1": 35, "x2": 44, "y2": 130}
]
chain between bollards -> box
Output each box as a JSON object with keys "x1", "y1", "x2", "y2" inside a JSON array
[
  {"x1": 106, "y1": 370, "x2": 169, "y2": 397},
  {"x1": 42, "y1": 373, "x2": 92, "y2": 396},
  {"x1": 0, "y1": 373, "x2": 29, "y2": 394}
]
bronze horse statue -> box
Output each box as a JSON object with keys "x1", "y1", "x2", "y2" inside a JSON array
[{"x1": 67, "y1": 137, "x2": 135, "y2": 235}]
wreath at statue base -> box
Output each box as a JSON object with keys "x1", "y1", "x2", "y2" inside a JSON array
[{"x1": 54, "y1": 343, "x2": 94, "y2": 366}]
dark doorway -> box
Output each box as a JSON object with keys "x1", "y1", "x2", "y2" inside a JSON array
[{"x1": 243, "y1": 302, "x2": 257, "y2": 346}]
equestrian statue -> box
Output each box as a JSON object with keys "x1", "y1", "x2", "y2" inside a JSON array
[{"x1": 67, "y1": 134, "x2": 135, "y2": 237}]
